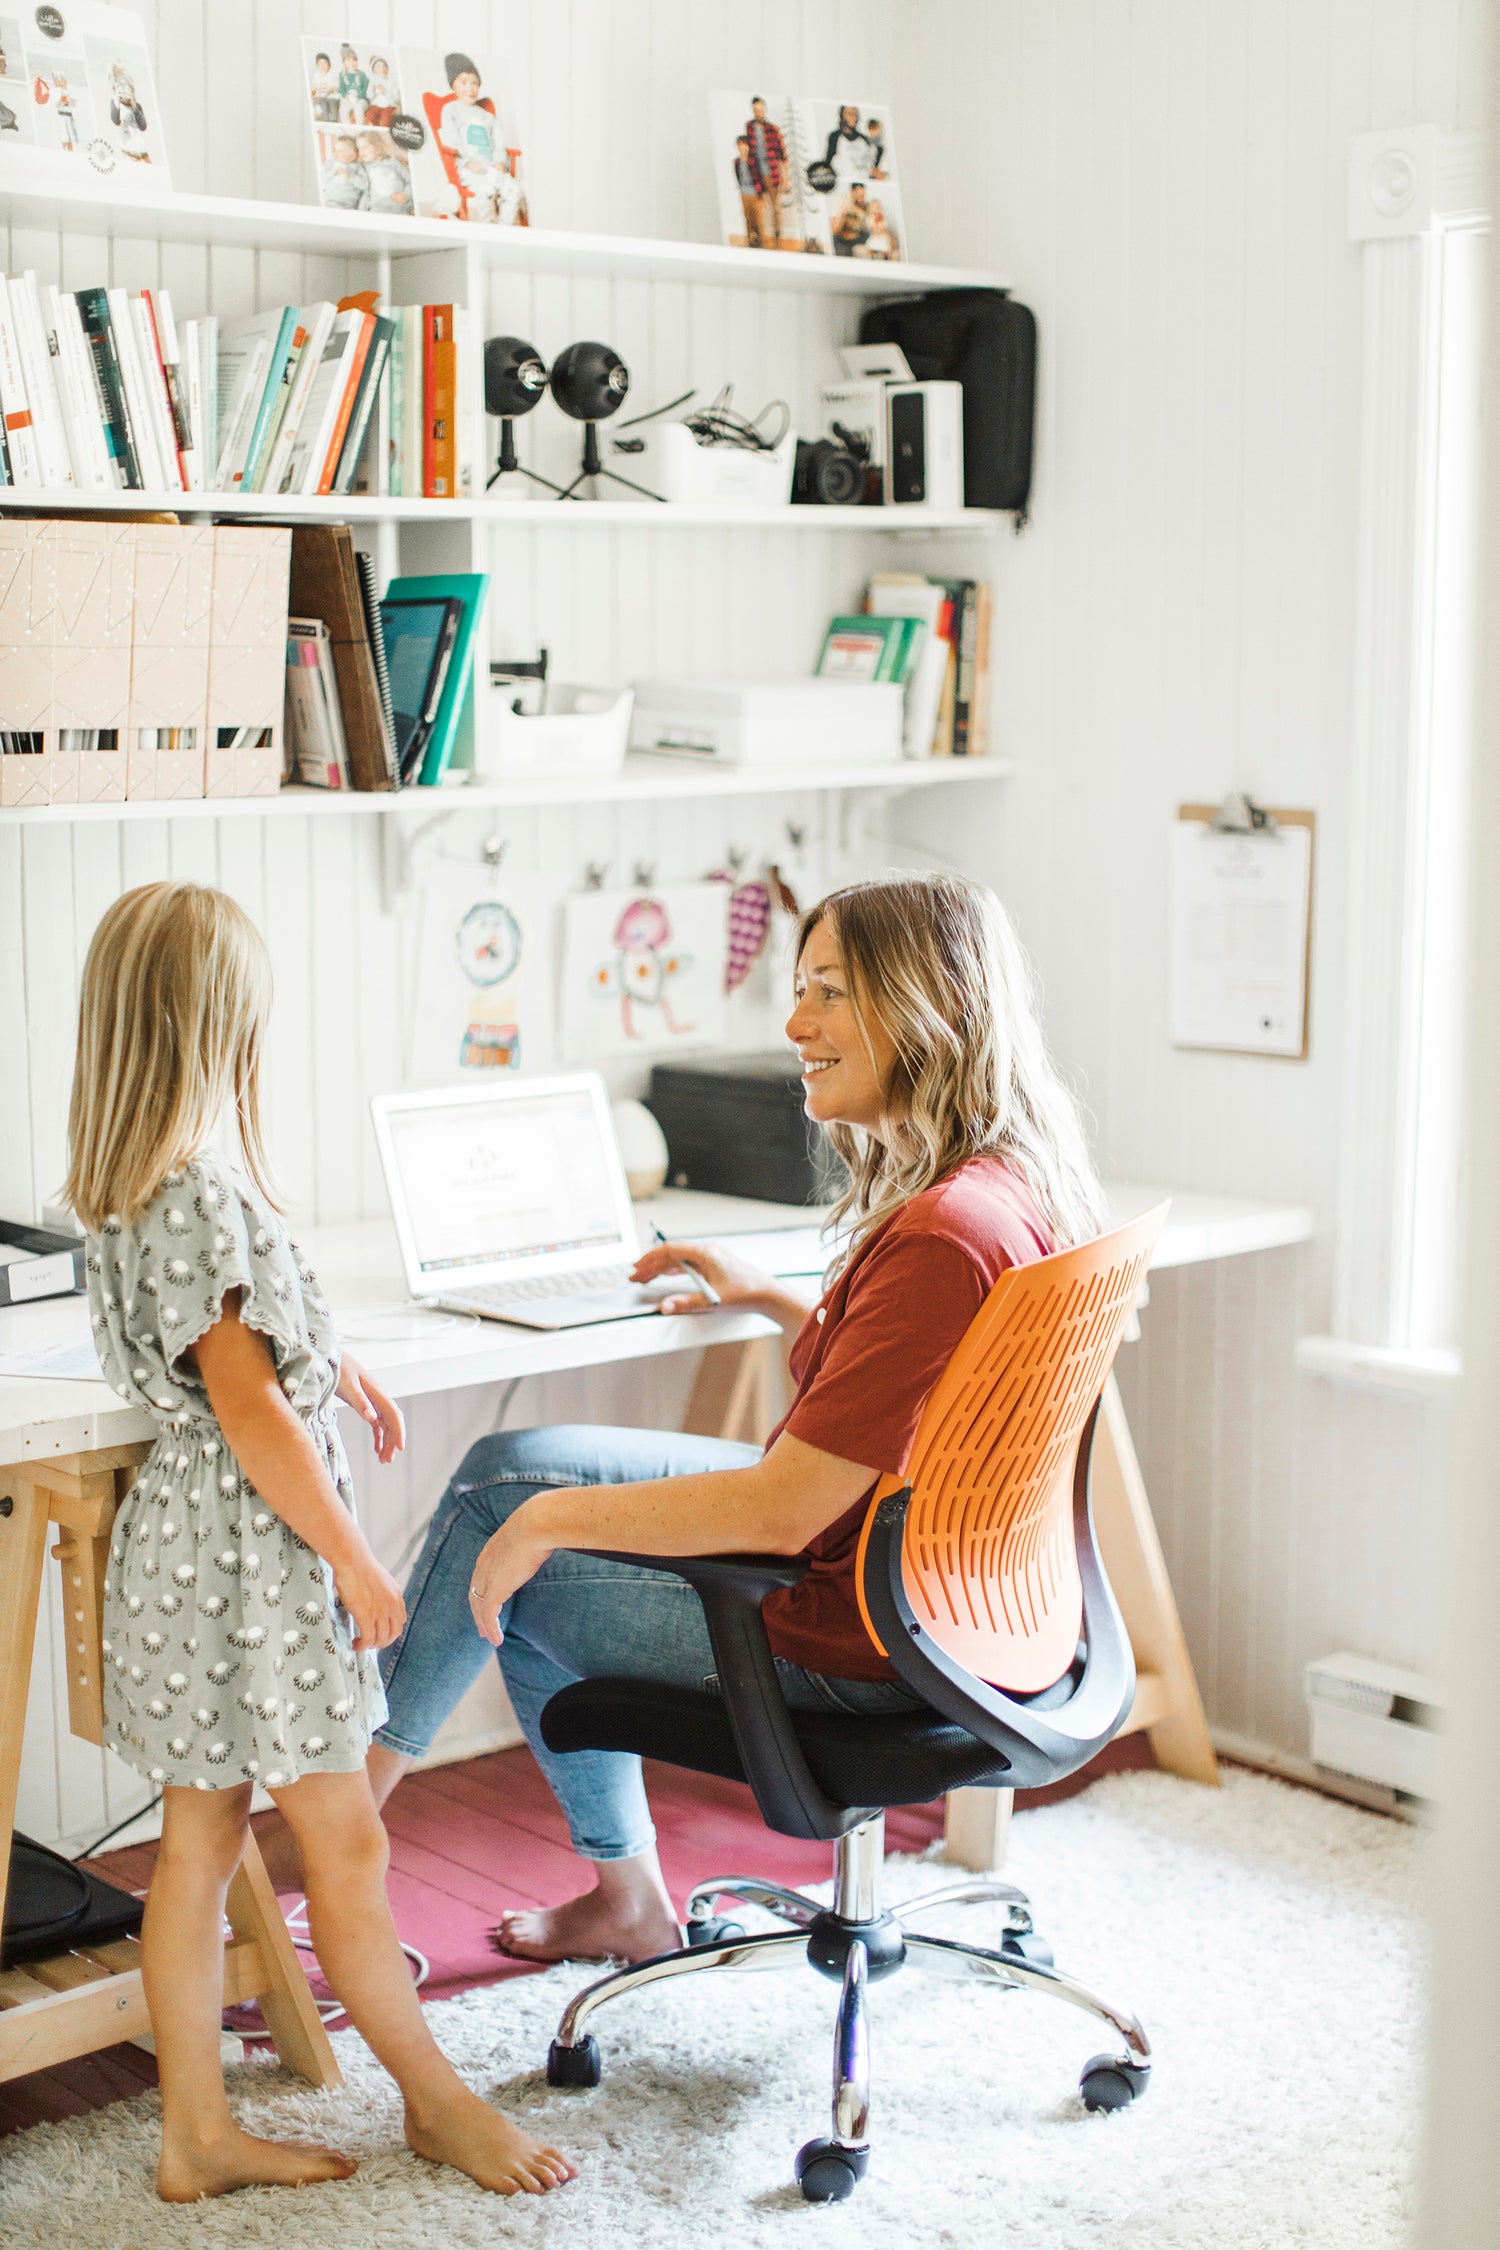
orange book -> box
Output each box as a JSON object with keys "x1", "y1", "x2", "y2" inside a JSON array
[
  {"x1": 314, "y1": 309, "x2": 375, "y2": 495},
  {"x1": 423, "y1": 304, "x2": 457, "y2": 499}
]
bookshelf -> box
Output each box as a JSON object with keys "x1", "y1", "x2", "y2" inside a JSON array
[
  {"x1": 0, "y1": 177, "x2": 1013, "y2": 815},
  {"x1": 0, "y1": 486, "x2": 1003, "y2": 533},
  {"x1": 0, "y1": 175, "x2": 1007, "y2": 298},
  {"x1": 0, "y1": 755, "x2": 1007, "y2": 828}
]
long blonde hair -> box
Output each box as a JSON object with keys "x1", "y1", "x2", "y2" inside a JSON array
[
  {"x1": 65, "y1": 881, "x2": 279, "y2": 1232},
  {"x1": 801, "y1": 874, "x2": 1103, "y2": 1259}
]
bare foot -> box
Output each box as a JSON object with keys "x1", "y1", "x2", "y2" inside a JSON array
[
  {"x1": 492, "y1": 1888, "x2": 680, "y2": 1965},
  {"x1": 406, "y1": 2087, "x2": 577, "y2": 2195},
  {"x1": 158, "y1": 2126, "x2": 356, "y2": 2202}
]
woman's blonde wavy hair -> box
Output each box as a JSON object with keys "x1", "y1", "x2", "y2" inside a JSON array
[
  {"x1": 800, "y1": 874, "x2": 1103, "y2": 1260},
  {"x1": 65, "y1": 881, "x2": 280, "y2": 1233}
]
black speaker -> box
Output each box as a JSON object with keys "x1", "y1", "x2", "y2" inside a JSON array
[
  {"x1": 547, "y1": 342, "x2": 659, "y2": 502},
  {"x1": 482, "y1": 335, "x2": 559, "y2": 493}
]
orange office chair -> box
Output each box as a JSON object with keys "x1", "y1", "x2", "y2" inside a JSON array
[{"x1": 540, "y1": 1203, "x2": 1167, "y2": 2202}]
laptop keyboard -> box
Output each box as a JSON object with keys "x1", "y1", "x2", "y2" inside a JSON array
[{"x1": 440, "y1": 1264, "x2": 636, "y2": 1309}]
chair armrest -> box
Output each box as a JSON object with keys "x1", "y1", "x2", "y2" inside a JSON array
[
  {"x1": 574, "y1": 1547, "x2": 856, "y2": 1842},
  {"x1": 581, "y1": 1549, "x2": 808, "y2": 1601}
]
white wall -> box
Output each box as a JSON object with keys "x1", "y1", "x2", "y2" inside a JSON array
[
  {"x1": 898, "y1": 0, "x2": 1484, "y2": 1749},
  {"x1": 7, "y1": 0, "x2": 1478, "y2": 1848}
]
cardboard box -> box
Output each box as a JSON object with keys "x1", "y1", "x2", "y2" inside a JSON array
[
  {"x1": 204, "y1": 526, "x2": 292, "y2": 798},
  {"x1": 50, "y1": 521, "x2": 132, "y2": 806},
  {"x1": 0, "y1": 520, "x2": 57, "y2": 809},
  {"x1": 127, "y1": 523, "x2": 214, "y2": 800}
]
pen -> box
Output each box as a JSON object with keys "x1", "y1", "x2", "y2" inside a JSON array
[{"x1": 650, "y1": 1225, "x2": 721, "y2": 1306}]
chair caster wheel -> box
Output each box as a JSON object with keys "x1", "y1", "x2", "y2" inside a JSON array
[
  {"x1": 687, "y1": 1917, "x2": 746, "y2": 1947},
  {"x1": 547, "y1": 2034, "x2": 602, "y2": 2088},
  {"x1": 1080, "y1": 2054, "x2": 1150, "y2": 2112},
  {"x1": 1001, "y1": 1929, "x2": 1055, "y2": 1968},
  {"x1": 795, "y1": 2138, "x2": 869, "y2": 2202}
]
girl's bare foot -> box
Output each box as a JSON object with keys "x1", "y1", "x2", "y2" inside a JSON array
[
  {"x1": 158, "y1": 2126, "x2": 356, "y2": 2202},
  {"x1": 405, "y1": 2087, "x2": 577, "y2": 2194},
  {"x1": 492, "y1": 1887, "x2": 679, "y2": 1965}
]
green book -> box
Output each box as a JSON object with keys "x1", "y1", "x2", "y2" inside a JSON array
[
  {"x1": 817, "y1": 613, "x2": 906, "y2": 682},
  {"x1": 383, "y1": 570, "x2": 489, "y2": 785}
]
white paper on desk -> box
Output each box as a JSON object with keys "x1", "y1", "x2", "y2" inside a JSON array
[
  {"x1": 0, "y1": 1338, "x2": 106, "y2": 1382},
  {"x1": 1168, "y1": 821, "x2": 1312, "y2": 1056}
]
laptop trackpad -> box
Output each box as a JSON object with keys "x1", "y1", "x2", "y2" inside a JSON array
[{"x1": 494, "y1": 1288, "x2": 663, "y2": 1330}]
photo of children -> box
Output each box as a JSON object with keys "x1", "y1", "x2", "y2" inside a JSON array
[
  {"x1": 302, "y1": 39, "x2": 524, "y2": 225},
  {"x1": 708, "y1": 90, "x2": 808, "y2": 252},
  {"x1": 403, "y1": 47, "x2": 527, "y2": 224},
  {"x1": 795, "y1": 96, "x2": 906, "y2": 261},
  {"x1": 0, "y1": 3, "x2": 168, "y2": 187},
  {"x1": 709, "y1": 91, "x2": 905, "y2": 259},
  {"x1": 313, "y1": 126, "x2": 411, "y2": 214}
]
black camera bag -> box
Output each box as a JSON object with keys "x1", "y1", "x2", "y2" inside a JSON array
[{"x1": 858, "y1": 288, "x2": 1036, "y2": 521}]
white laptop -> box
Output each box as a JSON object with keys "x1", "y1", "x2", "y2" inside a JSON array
[{"x1": 370, "y1": 1074, "x2": 666, "y2": 1330}]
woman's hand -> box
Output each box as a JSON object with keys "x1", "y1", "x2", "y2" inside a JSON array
[
  {"x1": 333, "y1": 1536, "x2": 407, "y2": 1652},
  {"x1": 337, "y1": 1352, "x2": 406, "y2": 1463},
  {"x1": 467, "y1": 1517, "x2": 553, "y2": 1647},
  {"x1": 630, "y1": 1240, "x2": 776, "y2": 1317}
]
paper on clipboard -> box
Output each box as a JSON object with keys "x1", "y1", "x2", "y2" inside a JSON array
[{"x1": 1168, "y1": 807, "x2": 1314, "y2": 1057}]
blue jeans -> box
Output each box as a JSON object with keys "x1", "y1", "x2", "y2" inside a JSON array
[{"x1": 376, "y1": 1425, "x2": 921, "y2": 1861}]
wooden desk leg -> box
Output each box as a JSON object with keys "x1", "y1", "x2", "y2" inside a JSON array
[
  {"x1": 682, "y1": 1336, "x2": 786, "y2": 1444},
  {"x1": 1093, "y1": 1374, "x2": 1219, "y2": 1786},
  {"x1": 225, "y1": 1836, "x2": 342, "y2": 2089},
  {"x1": 0, "y1": 1483, "x2": 50, "y2": 1937},
  {"x1": 944, "y1": 1786, "x2": 1013, "y2": 1872}
]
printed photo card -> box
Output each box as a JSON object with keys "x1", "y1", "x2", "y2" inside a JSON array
[{"x1": 301, "y1": 37, "x2": 526, "y2": 225}]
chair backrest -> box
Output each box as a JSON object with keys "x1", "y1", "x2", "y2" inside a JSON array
[{"x1": 856, "y1": 1203, "x2": 1168, "y2": 1694}]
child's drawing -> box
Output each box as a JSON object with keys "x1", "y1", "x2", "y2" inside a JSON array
[
  {"x1": 409, "y1": 862, "x2": 552, "y2": 1085},
  {"x1": 562, "y1": 884, "x2": 728, "y2": 1059}
]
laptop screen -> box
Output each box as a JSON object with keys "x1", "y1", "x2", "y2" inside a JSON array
[{"x1": 382, "y1": 1084, "x2": 629, "y2": 1277}]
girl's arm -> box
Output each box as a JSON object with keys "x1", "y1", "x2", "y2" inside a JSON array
[
  {"x1": 189, "y1": 1291, "x2": 405, "y2": 1651},
  {"x1": 467, "y1": 1430, "x2": 872, "y2": 1646}
]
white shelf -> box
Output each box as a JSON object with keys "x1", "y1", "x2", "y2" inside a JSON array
[
  {"x1": 0, "y1": 755, "x2": 1009, "y2": 827},
  {"x1": 0, "y1": 486, "x2": 1002, "y2": 533},
  {"x1": 3, "y1": 176, "x2": 1006, "y2": 298}
]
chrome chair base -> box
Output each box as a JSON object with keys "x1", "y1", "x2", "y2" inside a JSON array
[{"x1": 545, "y1": 1815, "x2": 1151, "y2": 2202}]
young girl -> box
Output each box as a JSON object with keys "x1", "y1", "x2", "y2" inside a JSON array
[{"x1": 66, "y1": 882, "x2": 575, "y2": 2204}]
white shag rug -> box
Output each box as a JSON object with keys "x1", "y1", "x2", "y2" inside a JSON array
[{"x1": 0, "y1": 1769, "x2": 1425, "y2": 2250}]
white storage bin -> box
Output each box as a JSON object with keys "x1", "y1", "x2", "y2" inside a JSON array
[
  {"x1": 609, "y1": 422, "x2": 796, "y2": 508},
  {"x1": 484, "y1": 686, "x2": 634, "y2": 778}
]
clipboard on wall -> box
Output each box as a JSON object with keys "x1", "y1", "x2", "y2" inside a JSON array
[{"x1": 1169, "y1": 800, "x2": 1315, "y2": 1059}]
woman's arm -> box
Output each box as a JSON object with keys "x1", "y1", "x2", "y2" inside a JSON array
[
  {"x1": 629, "y1": 1239, "x2": 818, "y2": 1339},
  {"x1": 466, "y1": 1430, "x2": 872, "y2": 1646},
  {"x1": 190, "y1": 1292, "x2": 405, "y2": 1651}
]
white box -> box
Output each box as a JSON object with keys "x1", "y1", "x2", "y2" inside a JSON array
[
  {"x1": 885, "y1": 379, "x2": 965, "y2": 510},
  {"x1": 629, "y1": 679, "x2": 903, "y2": 767},
  {"x1": 484, "y1": 686, "x2": 633, "y2": 779},
  {"x1": 609, "y1": 422, "x2": 795, "y2": 508}
]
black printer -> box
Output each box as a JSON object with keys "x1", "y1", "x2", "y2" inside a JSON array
[{"x1": 646, "y1": 1053, "x2": 847, "y2": 1206}]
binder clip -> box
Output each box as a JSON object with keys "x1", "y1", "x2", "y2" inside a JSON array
[{"x1": 1207, "y1": 791, "x2": 1279, "y2": 837}]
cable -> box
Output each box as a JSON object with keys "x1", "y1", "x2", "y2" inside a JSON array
[{"x1": 73, "y1": 1791, "x2": 163, "y2": 1863}]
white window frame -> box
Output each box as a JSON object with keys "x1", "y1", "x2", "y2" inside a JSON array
[{"x1": 1298, "y1": 128, "x2": 1487, "y2": 1396}]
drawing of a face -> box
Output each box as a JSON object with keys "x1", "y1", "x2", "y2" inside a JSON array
[{"x1": 592, "y1": 897, "x2": 695, "y2": 1039}]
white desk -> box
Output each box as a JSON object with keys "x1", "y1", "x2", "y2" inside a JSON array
[{"x1": 0, "y1": 1181, "x2": 1313, "y2": 1467}]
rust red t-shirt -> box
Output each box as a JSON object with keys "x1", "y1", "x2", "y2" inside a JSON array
[{"x1": 761, "y1": 1156, "x2": 1057, "y2": 1682}]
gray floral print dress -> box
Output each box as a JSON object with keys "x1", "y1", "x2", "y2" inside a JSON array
[{"x1": 90, "y1": 1152, "x2": 387, "y2": 1791}]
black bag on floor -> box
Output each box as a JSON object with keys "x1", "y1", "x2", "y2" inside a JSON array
[{"x1": 858, "y1": 287, "x2": 1037, "y2": 522}]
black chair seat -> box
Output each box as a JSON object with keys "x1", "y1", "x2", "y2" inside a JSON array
[{"x1": 541, "y1": 1678, "x2": 1016, "y2": 1809}]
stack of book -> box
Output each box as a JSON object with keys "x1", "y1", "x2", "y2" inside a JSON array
[
  {"x1": 0, "y1": 273, "x2": 477, "y2": 502},
  {"x1": 817, "y1": 574, "x2": 993, "y2": 757}
]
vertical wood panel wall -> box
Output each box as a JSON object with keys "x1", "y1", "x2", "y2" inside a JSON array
[{"x1": 899, "y1": 0, "x2": 1483, "y2": 1756}]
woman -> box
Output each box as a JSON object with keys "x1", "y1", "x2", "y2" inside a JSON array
[{"x1": 356, "y1": 876, "x2": 1100, "y2": 1963}]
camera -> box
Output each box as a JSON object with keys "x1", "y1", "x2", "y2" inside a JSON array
[{"x1": 791, "y1": 426, "x2": 867, "y2": 506}]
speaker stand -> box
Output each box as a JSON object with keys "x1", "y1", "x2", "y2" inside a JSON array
[
  {"x1": 486, "y1": 417, "x2": 567, "y2": 494},
  {"x1": 554, "y1": 421, "x2": 665, "y2": 503}
]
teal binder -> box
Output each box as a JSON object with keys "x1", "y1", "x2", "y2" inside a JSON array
[{"x1": 381, "y1": 571, "x2": 489, "y2": 785}]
